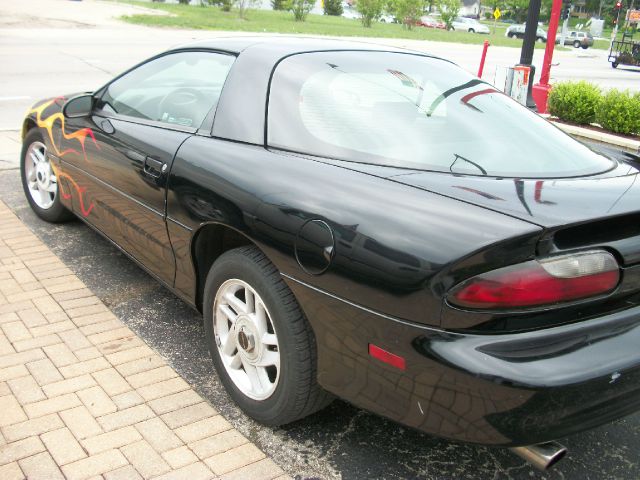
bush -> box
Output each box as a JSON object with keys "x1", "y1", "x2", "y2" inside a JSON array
[
  {"x1": 388, "y1": 0, "x2": 424, "y2": 30},
  {"x1": 287, "y1": 0, "x2": 314, "y2": 21},
  {"x1": 324, "y1": 0, "x2": 343, "y2": 15},
  {"x1": 595, "y1": 89, "x2": 640, "y2": 136},
  {"x1": 356, "y1": 0, "x2": 384, "y2": 27},
  {"x1": 271, "y1": 0, "x2": 287, "y2": 10},
  {"x1": 547, "y1": 81, "x2": 601, "y2": 125},
  {"x1": 437, "y1": 0, "x2": 460, "y2": 30}
]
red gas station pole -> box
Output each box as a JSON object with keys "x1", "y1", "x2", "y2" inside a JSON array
[{"x1": 532, "y1": 0, "x2": 563, "y2": 113}]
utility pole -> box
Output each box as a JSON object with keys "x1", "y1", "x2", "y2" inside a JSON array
[{"x1": 517, "y1": 0, "x2": 542, "y2": 110}]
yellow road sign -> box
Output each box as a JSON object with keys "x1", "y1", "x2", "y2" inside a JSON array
[{"x1": 494, "y1": 8, "x2": 501, "y2": 20}]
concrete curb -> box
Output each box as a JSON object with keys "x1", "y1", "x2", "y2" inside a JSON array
[{"x1": 546, "y1": 118, "x2": 640, "y2": 154}]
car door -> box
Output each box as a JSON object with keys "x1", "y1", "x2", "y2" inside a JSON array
[{"x1": 58, "y1": 50, "x2": 235, "y2": 284}]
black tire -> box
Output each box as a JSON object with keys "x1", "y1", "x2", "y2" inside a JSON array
[
  {"x1": 509, "y1": 33, "x2": 516, "y2": 39},
  {"x1": 203, "y1": 245, "x2": 333, "y2": 426},
  {"x1": 581, "y1": 44, "x2": 588, "y2": 50},
  {"x1": 612, "y1": 61, "x2": 618, "y2": 69},
  {"x1": 573, "y1": 41, "x2": 581, "y2": 48},
  {"x1": 20, "y1": 129, "x2": 74, "y2": 223},
  {"x1": 468, "y1": 28, "x2": 475, "y2": 33}
]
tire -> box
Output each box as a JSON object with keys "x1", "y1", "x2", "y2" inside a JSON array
[
  {"x1": 581, "y1": 44, "x2": 588, "y2": 50},
  {"x1": 573, "y1": 41, "x2": 581, "y2": 48},
  {"x1": 21, "y1": 129, "x2": 74, "y2": 223},
  {"x1": 203, "y1": 245, "x2": 333, "y2": 426},
  {"x1": 612, "y1": 61, "x2": 618, "y2": 69},
  {"x1": 509, "y1": 33, "x2": 516, "y2": 39},
  {"x1": 468, "y1": 28, "x2": 475, "y2": 33}
]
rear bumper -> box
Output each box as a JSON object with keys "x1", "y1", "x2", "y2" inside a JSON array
[{"x1": 287, "y1": 277, "x2": 640, "y2": 446}]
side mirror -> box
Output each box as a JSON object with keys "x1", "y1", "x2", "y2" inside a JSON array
[{"x1": 62, "y1": 94, "x2": 93, "y2": 118}]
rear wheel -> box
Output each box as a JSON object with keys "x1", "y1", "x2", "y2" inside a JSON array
[
  {"x1": 203, "y1": 246, "x2": 333, "y2": 426},
  {"x1": 581, "y1": 44, "x2": 589, "y2": 49},
  {"x1": 20, "y1": 129, "x2": 73, "y2": 223},
  {"x1": 468, "y1": 28, "x2": 475, "y2": 33},
  {"x1": 509, "y1": 33, "x2": 517, "y2": 39},
  {"x1": 612, "y1": 61, "x2": 618, "y2": 69}
]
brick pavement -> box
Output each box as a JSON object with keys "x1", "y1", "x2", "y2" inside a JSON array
[{"x1": 0, "y1": 200, "x2": 288, "y2": 480}]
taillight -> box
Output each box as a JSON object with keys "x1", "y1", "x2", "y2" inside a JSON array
[{"x1": 448, "y1": 250, "x2": 620, "y2": 310}]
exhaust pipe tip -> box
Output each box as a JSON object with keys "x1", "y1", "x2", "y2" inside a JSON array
[{"x1": 509, "y1": 441, "x2": 568, "y2": 471}]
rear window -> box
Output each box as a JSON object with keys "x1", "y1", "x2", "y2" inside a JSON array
[{"x1": 267, "y1": 51, "x2": 613, "y2": 178}]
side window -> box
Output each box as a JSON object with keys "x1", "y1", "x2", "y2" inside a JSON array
[{"x1": 97, "y1": 51, "x2": 235, "y2": 129}]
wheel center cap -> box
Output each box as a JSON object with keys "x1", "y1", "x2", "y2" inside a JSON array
[
  {"x1": 237, "y1": 326, "x2": 255, "y2": 353},
  {"x1": 36, "y1": 163, "x2": 50, "y2": 187}
]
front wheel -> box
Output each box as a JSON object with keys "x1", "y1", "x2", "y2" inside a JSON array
[
  {"x1": 574, "y1": 41, "x2": 581, "y2": 48},
  {"x1": 612, "y1": 61, "x2": 618, "y2": 69},
  {"x1": 21, "y1": 129, "x2": 73, "y2": 223},
  {"x1": 468, "y1": 28, "x2": 475, "y2": 33},
  {"x1": 203, "y1": 246, "x2": 333, "y2": 426}
]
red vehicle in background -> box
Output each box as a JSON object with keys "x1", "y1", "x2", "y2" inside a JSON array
[{"x1": 417, "y1": 15, "x2": 446, "y2": 29}]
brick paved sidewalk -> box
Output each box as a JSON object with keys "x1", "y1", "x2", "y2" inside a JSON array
[{"x1": 0, "y1": 200, "x2": 287, "y2": 480}]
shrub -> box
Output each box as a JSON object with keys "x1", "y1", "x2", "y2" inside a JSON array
[
  {"x1": 271, "y1": 0, "x2": 287, "y2": 10},
  {"x1": 595, "y1": 89, "x2": 640, "y2": 136},
  {"x1": 287, "y1": 0, "x2": 315, "y2": 21},
  {"x1": 324, "y1": 0, "x2": 343, "y2": 15},
  {"x1": 356, "y1": 0, "x2": 384, "y2": 27},
  {"x1": 388, "y1": 0, "x2": 424, "y2": 30},
  {"x1": 547, "y1": 81, "x2": 601, "y2": 125},
  {"x1": 437, "y1": 0, "x2": 460, "y2": 30}
]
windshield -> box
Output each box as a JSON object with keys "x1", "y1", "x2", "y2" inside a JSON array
[{"x1": 267, "y1": 51, "x2": 614, "y2": 178}]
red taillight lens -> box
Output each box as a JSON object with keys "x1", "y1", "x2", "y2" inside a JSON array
[{"x1": 448, "y1": 251, "x2": 620, "y2": 310}]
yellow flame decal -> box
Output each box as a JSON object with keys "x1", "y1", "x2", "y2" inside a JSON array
[{"x1": 28, "y1": 97, "x2": 99, "y2": 217}]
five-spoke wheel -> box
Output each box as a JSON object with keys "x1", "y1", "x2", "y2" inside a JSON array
[
  {"x1": 204, "y1": 246, "x2": 333, "y2": 426},
  {"x1": 21, "y1": 129, "x2": 73, "y2": 223},
  {"x1": 214, "y1": 279, "x2": 280, "y2": 400},
  {"x1": 24, "y1": 140, "x2": 57, "y2": 210}
]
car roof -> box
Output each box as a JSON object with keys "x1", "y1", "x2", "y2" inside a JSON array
[{"x1": 170, "y1": 36, "x2": 408, "y2": 56}]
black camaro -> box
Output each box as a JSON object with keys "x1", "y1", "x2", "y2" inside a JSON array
[{"x1": 20, "y1": 37, "x2": 640, "y2": 470}]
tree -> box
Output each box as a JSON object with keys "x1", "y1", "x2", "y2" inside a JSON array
[
  {"x1": 272, "y1": 0, "x2": 287, "y2": 10},
  {"x1": 324, "y1": 0, "x2": 344, "y2": 15},
  {"x1": 388, "y1": 0, "x2": 425, "y2": 29},
  {"x1": 437, "y1": 0, "x2": 460, "y2": 29},
  {"x1": 356, "y1": 0, "x2": 384, "y2": 27},
  {"x1": 503, "y1": 0, "x2": 530, "y2": 23},
  {"x1": 287, "y1": 0, "x2": 315, "y2": 20},
  {"x1": 234, "y1": 0, "x2": 258, "y2": 18}
]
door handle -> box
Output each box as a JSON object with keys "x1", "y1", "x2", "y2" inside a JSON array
[{"x1": 143, "y1": 157, "x2": 166, "y2": 178}]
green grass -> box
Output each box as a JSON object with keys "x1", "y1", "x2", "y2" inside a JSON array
[{"x1": 118, "y1": 2, "x2": 563, "y2": 49}]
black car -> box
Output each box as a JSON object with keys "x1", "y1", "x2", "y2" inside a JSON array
[{"x1": 21, "y1": 37, "x2": 640, "y2": 470}]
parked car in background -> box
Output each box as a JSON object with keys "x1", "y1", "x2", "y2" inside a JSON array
[
  {"x1": 341, "y1": 5, "x2": 361, "y2": 20},
  {"x1": 418, "y1": 15, "x2": 446, "y2": 29},
  {"x1": 564, "y1": 31, "x2": 594, "y2": 49},
  {"x1": 506, "y1": 24, "x2": 549, "y2": 42},
  {"x1": 451, "y1": 17, "x2": 490, "y2": 33},
  {"x1": 378, "y1": 13, "x2": 396, "y2": 23}
]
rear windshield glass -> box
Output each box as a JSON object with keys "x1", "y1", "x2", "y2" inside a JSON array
[{"x1": 267, "y1": 51, "x2": 613, "y2": 178}]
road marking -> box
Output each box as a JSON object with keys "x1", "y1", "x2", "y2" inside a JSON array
[{"x1": 0, "y1": 96, "x2": 31, "y2": 102}]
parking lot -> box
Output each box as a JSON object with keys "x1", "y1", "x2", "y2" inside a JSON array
[{"x1": 1, "y1": 1, "x2": 640, "y2": 478}]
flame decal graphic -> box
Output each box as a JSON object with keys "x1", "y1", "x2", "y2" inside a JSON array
[{"x1": 28, "y1": 97, "x2": 99, "y2": 217}]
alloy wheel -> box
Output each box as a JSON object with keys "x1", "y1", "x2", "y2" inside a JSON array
[
  {"x1": 24, "y1": 141, "x2": 57, "y2": 210},
  {"x1": 213, "y1": 278, "x2": 280, "y2": 400}
]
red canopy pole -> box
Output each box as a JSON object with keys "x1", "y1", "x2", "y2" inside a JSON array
[{"x1": 532, "y1": 0, "x2": 562, "y2": 112}]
